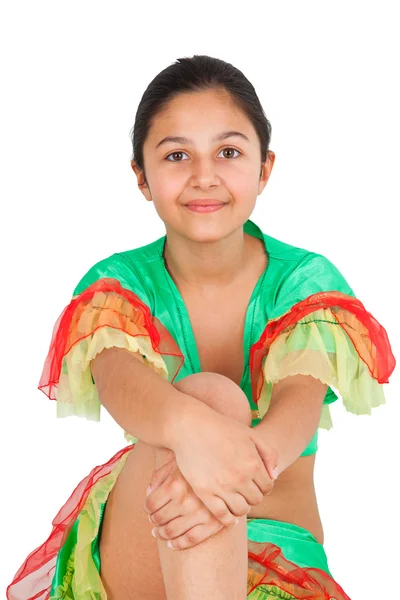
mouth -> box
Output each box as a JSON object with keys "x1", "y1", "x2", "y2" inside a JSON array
[
  {"x1": 186, "y1": 203, "x2": 224, "y2": 207},
  {"x1": 185, "y1": 203, "x2": 227, "y2": 213}
]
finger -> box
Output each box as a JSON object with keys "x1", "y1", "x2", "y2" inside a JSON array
[
  {"x1": 252, "y1": 468, "x2": 275, "y2": 496},
  {"x1": 154, "y1": 509, "x2": 210, "y2": 540},
  {"x1": 220, "y1": 490, "x2": 254, "y2": 516},
  {"x1": 146, "y1": 459, "x2": 176, "y2": 496},
  {"x1": 241, "y1": 455, "x2": 274, "y2": 496},
  {"x1": 150, "y1": 494, "x2": 200, "y2": 526},
  {"x1": 195, "y1": 492, "x2": 239, "y2": 527},
  {"x1": 144, "y1": 468, "x2": 181, "y2": 514},
  {"x1": 250, "y1": 435, "x2": 279, "y2": 482},
  {"x1": 165, "y1": 522, "x2": 225, "y2": 551},
  {"x1": 234, "y1": 479, "x2": 267, "y2": 507},
  {"x1": 144, "y1": 482, "x2": 175, "y2": 515}
]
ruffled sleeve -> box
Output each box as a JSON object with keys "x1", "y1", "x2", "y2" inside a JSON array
[
  {"x1": 250, "y1": 253, "x2": 396, "y2": 430},
  {"x1": 38, "y1": 255, "x2": 184, "y2": 443}
]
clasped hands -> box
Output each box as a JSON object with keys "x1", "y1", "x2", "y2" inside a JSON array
[{"x1": 142, "y1": 425, "x2": 278, "y2": 551}]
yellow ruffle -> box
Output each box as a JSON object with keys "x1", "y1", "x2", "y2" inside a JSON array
[
  {"x1": 50, "y1": 450, "x2": 130, "y2": 599},
  {"x1": 258, "y1": 308, "x2": 386, "y2": 430},
  {"x1": 57, "y1": 326, "x2": 169, "y2": 443}
]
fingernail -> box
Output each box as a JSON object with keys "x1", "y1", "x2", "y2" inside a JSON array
[
  {"x1": 146, "y1": 486, "x2": 152, "y2": 496},
  {"x1": 148, "y1": 514, "x2": 153, "y2": 523},
  {"x1": 167, "y1": 541, "x2": 176, "y2": 549},
  {"x1": 272, "y1": 467, "x2": 279, "y2": 480},
  {"x1": 234, "y1": 518, "x2": 239, "y2": 525},
  {"x1": 151, "y1": 528, "x2": 157, "y2": 538}
]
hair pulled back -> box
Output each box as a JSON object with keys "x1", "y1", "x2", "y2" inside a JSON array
[{"x1": 129, "y1": 54, "x2": 272, "y2": 184}]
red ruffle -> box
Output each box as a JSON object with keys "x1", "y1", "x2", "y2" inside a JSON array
[
  {"x1": 37, "y1": 277, "x2": 185, "y2": 401},
  {"x1": 6, "y1": 445, "x2": 132, "y2": 600},
  {"x1": 250, "y1": 291, "x2": 396, "y2": 406},
  {"x1": 248, "y1": 543, "x2": 351, "y2": 598}
]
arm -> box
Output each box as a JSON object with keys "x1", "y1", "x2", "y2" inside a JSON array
[
  {"x1": 253, "y1": 374, "x2": 328, "y2": 477},
  {"x1": 91, "y1": 347, "x2": 204, "y2": 449}
]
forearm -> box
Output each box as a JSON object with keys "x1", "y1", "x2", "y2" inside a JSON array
[
  {"x1": 91, "y1": 347, "x2": 203, "y2": 449},
  {"x1": 253, "y1": 383, "x2": 324, "y2": 476}
]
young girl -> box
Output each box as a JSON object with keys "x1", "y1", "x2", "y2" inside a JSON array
[{"x1": 7, "y1": 54, "x2": 396, "y2": 599}]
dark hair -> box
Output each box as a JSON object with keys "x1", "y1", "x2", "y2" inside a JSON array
[{"x1": 129, "y1": 54, "x2": 272, "y2": 185}]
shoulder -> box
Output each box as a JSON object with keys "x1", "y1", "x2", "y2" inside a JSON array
[
  {"x1": 274, "y1": 251, "x2": 356, "y2": 318},
  {"x1": 258, "y1": 227, "x2": 356, "y2": 319},
  {"x1": 278, "y1": 250, "x2": 356, "y2": 296},
  {"x1": 72, "y1": 235, "x2": 165, "y2": 302},
  {"x1": 262, "y1": 227, "x2": 352, "y2": 286}
]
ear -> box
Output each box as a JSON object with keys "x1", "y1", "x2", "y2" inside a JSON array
[
  {"x1": 258, "y1": 151, "x2": 276, "y2": 195},
  {"x1": 131, "y1": 159, "x2": 152, "y2": 202}
]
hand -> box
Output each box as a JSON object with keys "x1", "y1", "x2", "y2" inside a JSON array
[
  {"x1": 143, "y1": 455, "x2": 229, "y2": 550},
  {"x1": 169, "y1": 404, "x2": 278, "y2": 527}
]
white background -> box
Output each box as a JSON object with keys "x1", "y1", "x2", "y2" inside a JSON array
[{"x1": 1, "y1": 2, "x2": 399, "y2": 599}]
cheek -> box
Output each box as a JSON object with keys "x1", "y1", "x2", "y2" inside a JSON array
[
  {"x1": 228, "y1": 175, "x2": 258, "y2": 201},
  {"x1": 220, "y1": 162, "x2": 259, "y2": 187},
  {"x1": 147, "y1": 172, "x2": 181, "y2": 209},
  {"x1": 150, "y1": 184, "x2": 183, "y2": 223},
  {"x1": 151, "y1": 164, "x2": 185, "y2": 195},
  {"x1": 162, "y1": 177, "x2": 183, "y2": 199}
]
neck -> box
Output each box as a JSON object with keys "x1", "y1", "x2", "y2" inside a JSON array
[{"x1": 163, "y1": 225, "x2": 252, "y2": 289}]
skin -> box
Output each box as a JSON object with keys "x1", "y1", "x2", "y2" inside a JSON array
[
  {"x1": 131, "y1": 87, "x2": 276, "y2": 290},
  {"x1": 130, "y1": 88, "x2": 278, "y2": 550},
  {"x1": 96, "y1": 89, "x2": 329, "y2": 599}
]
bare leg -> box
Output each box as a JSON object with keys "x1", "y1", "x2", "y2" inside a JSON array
[{"x1": 154, "y1": 372, "x2": 252, "y2": 600}]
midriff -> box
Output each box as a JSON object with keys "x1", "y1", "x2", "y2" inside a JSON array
[{"x1": 246, "y1": 453, "x2": 324, "y2": 545}]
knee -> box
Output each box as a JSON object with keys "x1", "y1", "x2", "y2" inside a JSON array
[{"x1": 173, "y1": 372, "x2": 252, "y2": 427}]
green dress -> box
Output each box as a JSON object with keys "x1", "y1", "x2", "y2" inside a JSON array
[{"x1": 6, "y1": 219, "x2": 395, "y2": 600}]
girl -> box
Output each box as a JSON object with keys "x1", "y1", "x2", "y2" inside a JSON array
[{"x1": 7, "y1": 54, "x2": 395, "y2": 599}]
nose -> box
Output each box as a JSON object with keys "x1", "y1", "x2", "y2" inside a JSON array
[{"x1": 189, "y1": 157, "x2": 220, "y2": 188}]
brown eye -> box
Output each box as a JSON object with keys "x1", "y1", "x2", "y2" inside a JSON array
[
  {"x1": 166, "y1": 151, "x2": 188, "y2": 162},
  {"x1": 220, "y1": 148, "x2": 241, "y2": 159},
  {"x1": 165, "y1": 147, "x2": 242, "y2": 162}
]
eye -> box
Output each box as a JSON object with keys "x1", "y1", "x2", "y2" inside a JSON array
[{"x1": 165, "y1": 147, "x2": 242, "y2": 162}]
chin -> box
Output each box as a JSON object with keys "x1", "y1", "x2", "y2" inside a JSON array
[{"x1": 184, "y1": 225, "x2": 231, "y2": 244}]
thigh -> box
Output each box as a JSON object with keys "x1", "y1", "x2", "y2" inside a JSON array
[{"x1": 99, "y1": 440, "x2": 167, "y2": 600}]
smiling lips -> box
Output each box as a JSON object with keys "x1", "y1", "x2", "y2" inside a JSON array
[
  {"x1": 185, "y1": 203, "x2": 227, "y2": 213},
  {"x1": 185, "y1": 199, "x2": 226, "y2": 206}
]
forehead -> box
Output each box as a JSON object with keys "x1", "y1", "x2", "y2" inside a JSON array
[{"x1": 146, "y1": 89, "x2": 256, "y2": 143}]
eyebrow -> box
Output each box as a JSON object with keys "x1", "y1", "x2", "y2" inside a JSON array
[{"x1": 155, "y1": 130, "x2": 250, "y2": 150}]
